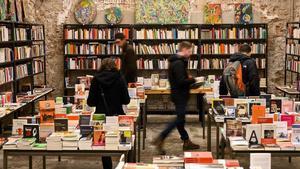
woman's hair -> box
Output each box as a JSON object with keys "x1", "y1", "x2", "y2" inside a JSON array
[{"x1": 99, "y1": 58, "x2": 118, "y2": 72}]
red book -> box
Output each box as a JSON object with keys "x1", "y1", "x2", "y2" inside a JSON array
[
  {"x1": 261, "y1": 138, "x2": 276, "y2": 145},
  {"x1": 225, "y1": 160, "x2": 240, "y2": 167},
  {"x1": 184, "y1": 152, "x2": 213, "y2": 164},
  {"x1": 257, "y1": 117, "x2": 273, "y2": 124},
  {"x1": 281, "y1": 114, "x2": 295, "y2": 127},
  {"x1": 252, "y1": 105, "x2": 266, "y2": 124},
  {"x1": 93, "y1": 130, "x2": 105, "y2": 146},
  {"x1": 55, "y1": 113, "x2": 67, "y2": 118}
]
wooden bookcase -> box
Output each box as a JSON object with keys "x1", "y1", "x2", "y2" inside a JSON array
[
  {"x1": 63, "y1": 23, "x2": 268, "y2": 95},
  {"x1": 0, "y1": 21, "x2": 47, "y2": 102},
  {"x1": 278, "y1": 22, "x2": 300, "y2": 96}
]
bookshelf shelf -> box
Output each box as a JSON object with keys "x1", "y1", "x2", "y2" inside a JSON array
[
  {"x1": 287, "y1": 54, "x2": 300, "y2": 58},
  {"x1": 14, "y1": 58, "x2": 32, "y2": 64},
  {"x1": 286, "y1": 37, "x2": 300, "y2": 40},
  {"x1": 64, "y1": 54, "x2": 122, "y2": 57},
  {"x1": 63, "y1": 23, "x2": 268, "y2": 94},
  {"x1": 0, "y1": 62, "x2": 13, "y2": 67}
]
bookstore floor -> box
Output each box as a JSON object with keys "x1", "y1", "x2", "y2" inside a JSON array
[{"x1": 0, "y1": 115, "x2": 299, "y2": 169}]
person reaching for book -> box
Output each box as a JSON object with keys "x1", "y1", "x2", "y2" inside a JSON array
[
  {"x1": 87, "y1": 58, "x2": 130, "y2": 169},
  {"x1": 152, "y1": 41, "x2": 200, "y2": 155}
]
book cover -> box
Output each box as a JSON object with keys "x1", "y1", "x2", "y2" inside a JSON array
[
  {"x1": 40, "y1": 110, "x2": 55, "y2": 123},
  {"x1": 275, "y1": 121, "x2": 288, "y2": 141},
  {"x1": 223, "y1": 98, "x2": 234, "y2": 106},
  {"x1": 225, "y1": 119, "x2": 243, "y2": 138},
  {"x1": 80, "y1": 125, "x2": 93, "y2": 137},
  {"x1": 119, "y1": 130, "x2": 132, "y2": 145},
  {"x1": 246, "y1": 124, "x2": 261, "y2": 144},
  {"x1": 12, "y1": 119, "x2": 27, "y2": 135},
  {"x1": 204, "y1": 4, "x2": 222, "y2": 24},
  {"x1": 251, "y1": 105, "x2": 266, "y2": 124},
  {"x1": 93, "y1": 130, "x2": 105, "y2": 146},
  {"x1": 281, "y1": 100, "x2": 294, "y2": 114},
  {"x1": 250, "y1": 153, "x2": 271, "y2": 169},
  {"x1": 261, "y1": 124, "x2": 276, "y2": 145},
  {"x1": 225, "y1": 106, "x2": 236, "y2": 117},
  {"x1": 39, "y1": 100, "x2": 55, "y2": 110},
  {"x1": 234, "y1": 99, "x2": 249, "y2": 118},
  {"x1": 257, "y1": 117, "x2": 273, "y2": 124},
  {"x1": 63, "y1": 96, "x2": 75, "y2": 104},
  {"x1": 291, "y1": 124, "x2": 300, "y2": 145},
  {"x1": 79, "y1": 114, "x2": 91, "y2": 126},
  {"x1": 212, "y1": 99, "x2": 225, "y2": 115},
  {"x1": 234, "y1": 3, "x2": 253, "y2": 24},
  {"x1": 54, "y1": 118, "x2": 68, "y2": 132},
  {"x1": 280, "y1": 114, "x2": 295, "y2": 127},
  {"x1": 270, "y1": 99, "x2": 281, "y2": 114},
  {"x1": 118, "y1": 115, "x2": 134, "y2": 130},
  {"x1": 294, "y1": 101, "x2": 300, "y2": 112},
  {"x1": 75, "y1": 84, "x2": 85, "y2": 98},
  {"x1": 248, "y1": 101, "x2": 262, "y2": 116},
  {"x1": 260, "y1": 94, "x2": 272, "y2": 108},
  {"x1": 23, "y1": 124, "x2": 39, "y2": 141}
]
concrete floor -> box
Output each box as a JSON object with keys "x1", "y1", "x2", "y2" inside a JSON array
[{"x1": 0, "y1": 115, "x2": 299, "y2": 169}]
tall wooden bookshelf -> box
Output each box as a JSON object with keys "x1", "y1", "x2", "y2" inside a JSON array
[
  {"x1": 0, "y1": 21, "x2": 48, "y2": 102},
  {"x1": 277, "y1": 22, "x2": 300, "y2": 96},
  {"x1": 63, "y1": 23, "x2": 269, "y2": 94}
]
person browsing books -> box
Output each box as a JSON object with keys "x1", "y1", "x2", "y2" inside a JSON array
[
  {"x1": 87, "y1": 58, "x2": 130, "y2": 169},
  {"x1": 219, "y1": 44, "x2": 260, "y2": 97},
  {"x1": 153, "y1": 41, "x2": 200, "y2": 154},
  {"x1": 115, "y1": 33, "x2": 137, "y2": 83}
]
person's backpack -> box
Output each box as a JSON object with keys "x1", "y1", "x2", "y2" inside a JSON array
[{"x1": 223, "y1": 60, "x2": 245, "y2": 97}]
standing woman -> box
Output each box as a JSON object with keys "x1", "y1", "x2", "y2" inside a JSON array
[{"x1": 87, "y1": 58, "x2": 130, "y2": 169}]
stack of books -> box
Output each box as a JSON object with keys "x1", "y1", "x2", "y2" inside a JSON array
[
  {"x1": 14, "y1": 46, "x2": 31, "y2": 60},
  {"x1": 46, "y1": 133, "x2": 62, "y2": 150},
  {"x1": 16, "y1": 138, "x2": 36, "y2": 150},
  {"x1": 153, "y1": 155, "x2": 184, "y2": 168},
  {"x1": 78, "y1": 137, "x2": 92, "y2": 150},
  {"x1": 62, "y1": 132, "x2": 81, "y2": 150},
  {"x1": 0, "y1": 26, "x2": 10, "y2": 42}
]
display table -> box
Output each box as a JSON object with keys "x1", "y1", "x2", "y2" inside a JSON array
[
  {"x1": 3, "y1": 149, "x2": 132, "y2": 169},
  {"x1": 144, "y1": 87, "x2": 213, "y2": 149}
]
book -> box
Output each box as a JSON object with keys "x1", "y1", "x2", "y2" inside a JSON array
[
  {"x1": 250, "y1": 153, "x2": 271, "y2": 169},
  {"x1": 291, "y1": 124, "x2": 300, "y2": 145},
  {"x1": 79, "y1": 114, "x2": 91, "y2": 126},
  {"x1": 54, "y1": 118, "x2": 68, "y2": 132},
  {"x1": 40, "y1": 110, "x2": 55, "y2": 124},
  {"x1": 280, "y1": 114, "x2": 295, "y2": 127},
  {"x1": 204, "y1": 4, "x2": 222, "y2": 24},
  {"x1": 119, "y1": 129, "x2": 132, "y2": 145},
  {"x1": 225, "y1": 106, "x2": 236, "y2": 117},
  {"x1": 184, "y1": 151, "x2": 213, "y2": 164},
  {"x1": 201, "y1": 43, "x2": 266, "y2": 55},
  {"x1": 153, "y1": 155, "x2": 184, "y2": 167},
  {"x1": 257, "y1": 117, "x2": 273, "y2": 124},
  {"x1": 93, "y1": 130, "x2": 105, "y2": 146},
  {"x1": 134, "y1": 28, "x2": 198, "y2": 40},
  {"x1": 12, "y1": 119, "x2": 27, "y2": 135},
  {"x1": 261, "y1": 124, "x2": 276, "y2": 145},
  {"x1": 281, "y1": 100, "x2": 294, "y2": 114},
  {"x1": 75, "y1": 84, "x2": 86, "y2": 98},
  {"x1": 246, "y1": 124, "x2": 261, "y2": 144},
  {"x1": 92, "y1": 114, "x2": 105, "y2": 129},
  {"x1": 80, "y1": 125, "x2": 93, "y2": 137},
  {"x1": 212, "y1": 99, "x2": 225, "y2": 115},
  {"x1": 225, "y1": 119, "x2": 243, "y2": 138},
  {"x1": 234, "y1": 99, "x2": 249, "y2": 118},
  {"x1": 23, "y1": 124, "x2": 39, "y2": 141},
  {"x1": 270, "y1": 99, "x2": 282, "y2": 114},
  {"x1": 264, "y1": 144, "x2": 281, "y2": 151},
  {"x1": 277, "y1": 142, "x2": 295, "y2": 151},
  {"x1": 275, "y1": 121, "x2": 288, "y2": 141},
  {"x1": 251, "y1": 105, "x2": 266, "y2": 124},
  {"x1": 118, "y1": 115, "x2": 134, "y2": 130},
  {"x1": 248, "y1": 101, "x2": 262, "y2": 116}
]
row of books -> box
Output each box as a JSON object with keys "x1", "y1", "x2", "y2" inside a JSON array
[
  {"x1": 201, "y1": 27, "x2": 267, "y2": 39},
  {"x1": 0, "y1": 48, "x2": 12, "y2": 63},
  {"x1": 64, "y1": 43, "x2": 121, "y2": 55},
  {"x1": 0, "y1": 92, "x2": 13, "y2": 106},
  {"x1": 15, "y1": 28, "x2": 30, "y2": 41},
  {"x1": 0, "y1": 26, "x2": 10, "y2": 42},
  {"x1": 201, "y1": 58, "x2": 266, "y2": 70},
  {"x1": 134, "y1": 28, "x2": 199, "y2": 39},
  {"x1": 0, "y1": 67, "x2": 13, "y2": 85},
  {"x1": 286, "y1": 43, "x2": 300, "y2": 56},
  {"x1": 64, "y1": 28, "x2": 130, "y2": 40},
  {"x1": 16, "y1": 63, "x2": 32, "y2": 79},
  {"x1": 133, "y1": 43, "x2": 198, "y2": 55},
  {"x1": 286, "y1": 59, "x2": 300, "y2": 73},
  {"x1": 32, "y1": 43, "x2": 45, "y2": 57},
  {"x1": 288, "y1": 26, "x2": 300, "y2": 39},
  {"x1": 14, "y1": 46, "x2": 31, "y2": 60},
  {"x1": 31, "y1": 26, "x2": 44, "y2": 41},
  {"x1": 66, "y1": 57, "x2": 121, "y2": 70},
  {"x1": 33, "y1": 60, "x2": 44, "y2": 74},
  {"x1": 136, "y1": 58, "x2": 198, "y2": 70},
  {"x1": 201, "y1": 43, "x2": 266, "y2": 55}
]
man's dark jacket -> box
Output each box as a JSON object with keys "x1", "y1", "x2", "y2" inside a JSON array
[
  {"x1": 120, "y1": 43, "x2": 137, "y2": 83},
  {"x1": 168, "y1": 55, "x2": 195, "y2": 105},
  {"x1": 219, "y1": 53, "x2": 260, "y2": 97},
  {"x1": 87, "y1": 70, "x2": 130, "y2": 116}
]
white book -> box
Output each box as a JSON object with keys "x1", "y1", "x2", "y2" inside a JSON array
[
  {"x1": 12, "y1": 119, "x2": 27, "y2": 135},
  {"x1": 292, "y1": 124, "x2": 300, "y2": 144},
  {"x1": 275, "y1": 121, "x2": 288, "y2": 141},
  {"x1": 250, "y1": 153, "x2": 271, "y2": 169},
  {"x1": 246, "y1": 124, "x2": 262, "y2": 144},
  {"x1": 261, "y1": 123, "x2": 276, "y2": 140}
]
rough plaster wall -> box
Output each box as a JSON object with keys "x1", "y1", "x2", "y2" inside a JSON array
[{"x1": 26, "y1": 0, "x2": 296, "y2": 96}]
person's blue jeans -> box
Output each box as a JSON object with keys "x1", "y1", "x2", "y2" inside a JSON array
[
  {"x1": 102, "y1": 156, "x2": 112, "y2": 169},
  {"x1": 160, "y1": 103, "x2": 189, "y2": 141}
]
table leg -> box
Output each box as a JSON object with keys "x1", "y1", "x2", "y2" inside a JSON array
[
  {"x1": 138, "y1": 111, "x2": 141, "y2": 162},
  {"x1": 216, "y1": 124, "x2": 220, "y2": 159},
  {"x1": 197, "y1": 94, "x2": 206, "y2": 139},
  {"x1": 43, "y1": 156, "x2": 46, "y2": 169},
  {"x1": 221, "y1": 135, "x2": 226, "y2": 159},
  {"x1": 143, "y1": 99, "x2": 147, "y2": 150},
  {"x1": 29, "y1": 156, "x2": 32, "y2": 169},
  {"x1": 58, "y1": 156, "x2": 61, "y2": 162},
  {"x1": 289, "y1": 156, "x2": 292, "y2": 163},
  {"x1": 3, "y1": 150, "x2": 7, "y2": 169},
  {"x1": 207, "y1": 112, "x2": 211, "y2": 151}
]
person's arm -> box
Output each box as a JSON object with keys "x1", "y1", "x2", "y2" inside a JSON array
[
  {"x1": 219, "y1": 76, "x2": 229, "y2": 95},
  {"x1": 120, "y1": 77, "x2": 131, "y2": 105},
  {"x1": 87, "y1": 78, "x2": 98, "y2": 107},
  {"x1": 173, "y1": 61, "x2": 195, "y2": 87}
]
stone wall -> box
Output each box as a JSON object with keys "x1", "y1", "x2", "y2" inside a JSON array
[{"x1": 26, "y1": 0, "x2": 297, "y2": 96}]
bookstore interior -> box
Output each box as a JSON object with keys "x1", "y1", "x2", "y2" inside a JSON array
[{"x1": 1, "y1": 0, "x2": 300, "y2": 169}]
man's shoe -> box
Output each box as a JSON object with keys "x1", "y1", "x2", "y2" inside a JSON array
[
  {"x1": 183, "y1": 139, "x2": 200, "y2": 151},
  {"x1": 152, "y1": 136, "x2": 166, "y2": 155}
]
